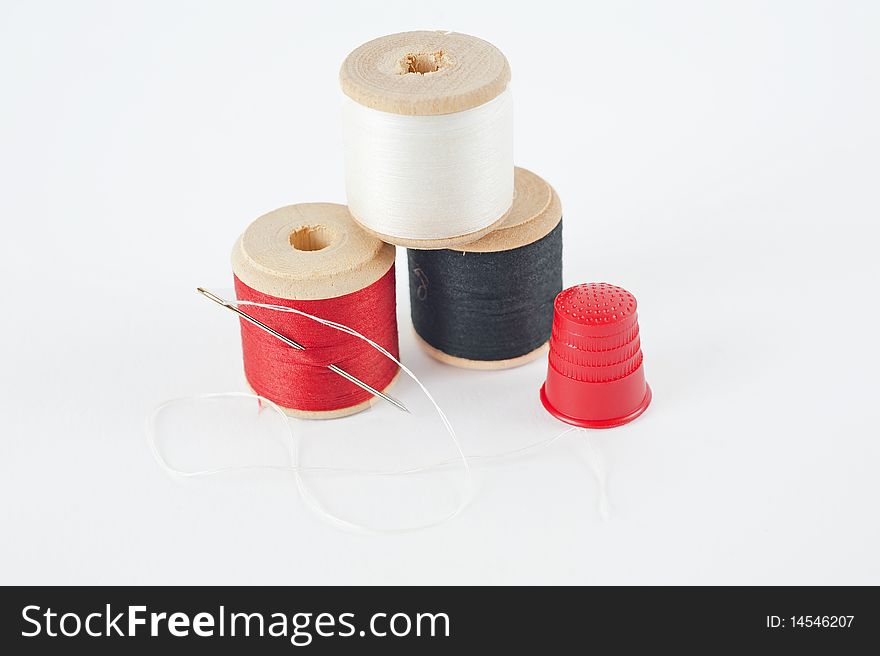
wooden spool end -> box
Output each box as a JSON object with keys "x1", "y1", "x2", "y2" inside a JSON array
[
  {"x1": 455, "y1": 167, "x2": 562, "y2": 254},
  {"x1": 245, "y1": 370, "x2": 402, "y2": 420},
  {"x1": 232, "y1": 203, "x2": 395, "y2": 300},
  {"x1": 232, "y1": 203, "x2": 399, "y2": 418},
  {"x1": 415, "y1": 167, "x2": 563, "y2": 370},
  {"x1": 340, "y1": 31, "x2": 510, "y2": 116},
  {"x1": 416, "y1": 333, "x2": 550, "y2": 371},
  {"x1": 350, "y1": 209, "x2": 511, "y2": 251}
]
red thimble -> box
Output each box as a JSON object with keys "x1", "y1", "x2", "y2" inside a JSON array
[{"x1": 540, "y1": 283, "x2": 651, "y2": 428}]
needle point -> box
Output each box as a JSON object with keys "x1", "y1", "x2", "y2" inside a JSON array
[{"x1": 197, "y1": 286, "x2": 410, "y2": 414}]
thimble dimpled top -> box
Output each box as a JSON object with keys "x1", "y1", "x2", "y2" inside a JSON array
[{"x1": 540, "y1": 283, "x2": 651, "y2": 428}]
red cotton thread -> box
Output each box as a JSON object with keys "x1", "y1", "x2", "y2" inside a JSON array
[{"x1": 233, "y1": 266, "x2": 400, "y2": 413}]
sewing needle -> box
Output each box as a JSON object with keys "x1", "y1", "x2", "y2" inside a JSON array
[{"x1": 196, "y1": 288, "x2": 410, "y2": 414}]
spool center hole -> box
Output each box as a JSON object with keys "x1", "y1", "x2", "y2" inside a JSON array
[
  {"x1": 402, "y1": 50, "x2": 444, "y2": 74},
  {"x1": 290, "y1": 225, "x2": 333, "y2": 252}
]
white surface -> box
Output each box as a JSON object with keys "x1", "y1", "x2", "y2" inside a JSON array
[{"x1": 1, "y1": 1, "x2": 878, "y2": 585}]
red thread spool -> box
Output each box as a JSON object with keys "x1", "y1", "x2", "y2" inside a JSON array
[
  {"x1": 231, "y1": 203, "x2": 400, "y2": 419},
  {"x1": 540, "y1": 283, "x2": 651, "y2": 428}
]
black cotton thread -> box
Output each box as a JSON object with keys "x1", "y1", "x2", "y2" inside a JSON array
[{"x1": 407, "y1": 221, "x2": 563, "y2": 361}]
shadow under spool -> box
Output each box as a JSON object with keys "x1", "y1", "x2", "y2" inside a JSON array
[
  {"x1": 231, "y1": 203, "x2": 400, "y2": 418},
  {"x1": 407, "y1": 167, "x2": 563, "y2": 369}
]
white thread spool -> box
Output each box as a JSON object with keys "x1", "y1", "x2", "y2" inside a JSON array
[{"x1": 340, "y1": 31, "x2": 514, "y2": 249}]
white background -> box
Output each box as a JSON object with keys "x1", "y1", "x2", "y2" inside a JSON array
[{"x1": 2, "y1": 1, "x2": 878, "y2": 585}]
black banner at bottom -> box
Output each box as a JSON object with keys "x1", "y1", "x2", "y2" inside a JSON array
[{"x1": 1, "y1": 586, "x2": 875, "y2": 653}]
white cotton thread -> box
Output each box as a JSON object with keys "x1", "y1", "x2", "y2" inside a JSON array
[
  {"x1": 149, "y1": 391, "x2": 591, "y2": 534},
  {"x1": 148, "y1": 301, "x2": 472, "y2": 535},
  {"x1": 342, "y1": 88, "x2": 514, "y2": 241},
  {"x1": 147, "y1": 300, "x2": 615, "y2": 533},
  {"x1": 580, "y1": 430, "x2": 612, "y2": 521}
]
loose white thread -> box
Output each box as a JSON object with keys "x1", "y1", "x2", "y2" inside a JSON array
[
  {"x1": 149, "y1": 300, "x2": 471, "y2": 535},
  {"x1": 148, "y1": 300, "x2": 612, "y2": 533},
  {"x1": 342, "y1": 89, "x2": 514, "y2": 240},
  {"x1": 580, "y1": 429, "x2": 612, "y2": 521}
]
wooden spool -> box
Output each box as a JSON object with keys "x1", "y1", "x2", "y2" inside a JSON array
[
  {"x1": 414, "y1": 166, "x2": 563, "y2": 370},
  {"x1": 340, "y1": 30, "x2": 513, "y2": 249},
  {"x1": 231, "y1": 203, "x2": 399, "y2": 418}
]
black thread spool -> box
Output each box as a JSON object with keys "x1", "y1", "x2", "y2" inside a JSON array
[{"x1": 407, "y1": 167, "x2": 563, "y2": 369}]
